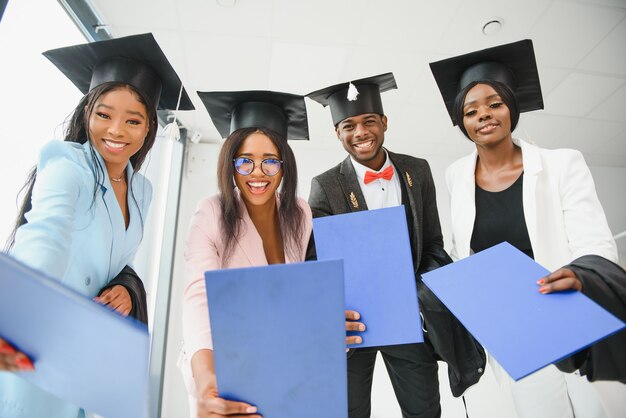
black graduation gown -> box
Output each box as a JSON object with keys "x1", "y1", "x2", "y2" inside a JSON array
[
  {"x1": 555, "y1": 255, "x2": 626, "y2": 383},
  {"x1": 97, "y1": 265, "x2": 148, "y2": 325}
]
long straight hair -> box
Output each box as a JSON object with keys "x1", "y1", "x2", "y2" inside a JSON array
[
  {"x1": 5, "y1": 82, "x2": 158, "y2": 251},
  {"x1": 216, "y1": 127, "x2": 304, "y2": 264}
]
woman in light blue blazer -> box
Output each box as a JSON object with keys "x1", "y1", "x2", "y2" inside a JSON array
[{"x1": 0, "y1": 33, "x2": 193, "y2": 418}]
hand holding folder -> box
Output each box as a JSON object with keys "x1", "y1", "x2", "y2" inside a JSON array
[
  {"x1": 422, "y1": 242, "x2": 626, "y2": 381},
  {"x1": 0, "y1": 337, "x2": 34, "y2": 371},
  {"x1": 205, "y1": 260, "x2": 348, "y2": 418},
  {"x1": 313, "y1": 206, "x2": 423, "y2": 348},
  {"x1": 0, "y1": 252, "x2": 149, "y2": 418}
]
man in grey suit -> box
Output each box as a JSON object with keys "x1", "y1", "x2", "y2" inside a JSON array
[{"x1": 307, "y1": 73, "x2": 485, "y2": 418}]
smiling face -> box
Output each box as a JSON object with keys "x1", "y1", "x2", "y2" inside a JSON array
[
  {"x1": 335, "y1": 113, "x2": 387, "y2": 170},
  {"x1": 87, "y1": 86, "x2": 149, "y2": 176},
  {"x1": 233, "y1": 131, "x2": 283, "y2": 209},
  {"x1": 462, "y1": 83, "x2": 513, "y2": 148}
]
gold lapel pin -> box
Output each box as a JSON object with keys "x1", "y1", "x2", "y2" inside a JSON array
[
  {"x1": 405, "y1": 172, "x2": 413, "y2": 188},
  {"x1": 349, "y1": 192, "x2": 359, "y2": 209}
]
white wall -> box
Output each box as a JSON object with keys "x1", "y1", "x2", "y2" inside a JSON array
[
  {"x1": 0, "y1": 0, "x2": 84, "y2": 246},
  {"x1": 161, "y1": 143, "x2": 221, "y2": 418},
  {"x1": 587, "y1": 165, "x2": 626, "y2": 264}
]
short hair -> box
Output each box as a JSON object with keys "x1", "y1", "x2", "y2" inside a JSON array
[{"x1": 453, "y1": 80, "x2": 520, "y2": 140}]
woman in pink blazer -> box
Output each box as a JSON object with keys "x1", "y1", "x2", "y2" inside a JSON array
[{"x1": 180, "y1": 91, "x2": 363, "y2": 418}]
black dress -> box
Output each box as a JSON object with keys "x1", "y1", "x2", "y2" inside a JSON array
[{"x1": 471, "y1": 173, "x2": 534, "y2": 258}]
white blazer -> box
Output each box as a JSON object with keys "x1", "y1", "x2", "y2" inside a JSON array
[{"x1": 445, "y1": 137, "x2": 617, "y2": 271}]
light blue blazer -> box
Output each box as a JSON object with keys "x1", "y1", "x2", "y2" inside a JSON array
[{"x1": 0, "y1": 140, "x2": 152, "y2": 418}]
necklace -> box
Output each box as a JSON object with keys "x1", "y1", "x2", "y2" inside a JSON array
[{"x1": 110, "y1": 175, "x2": 124, "y2": 183}]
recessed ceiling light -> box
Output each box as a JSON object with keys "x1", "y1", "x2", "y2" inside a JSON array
[
  {"x1": 216, "y1": 0, "x2": 237, "y2": 7},
  {"x1": 482, "y1": 18, "x2": 503, "y2": 36}
]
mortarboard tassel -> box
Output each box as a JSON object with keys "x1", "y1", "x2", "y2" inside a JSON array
[
  {"x1": 163, "y1": 121, "x2": 180, "y2": 142},
  {"x1": 162, "y1": 84, "x2": 184, "y2": 141},
  {"x1": 347, "y1": 82, "x2": 359, "y2": 101}
]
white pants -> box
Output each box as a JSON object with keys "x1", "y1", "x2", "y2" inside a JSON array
[
  {"x1": 489, "y1": 354, "x2": 607, "y2": 418},
  {"x1": 178, "y1": 347, "x2": 199, "y2": 418},
  {"x1": 592, "y1": 381, "x2": 626, "y2": 418}
]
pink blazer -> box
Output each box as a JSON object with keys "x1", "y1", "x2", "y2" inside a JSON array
[{"x1": 181, "y1": 191, "x2": 313, "y2": 361}]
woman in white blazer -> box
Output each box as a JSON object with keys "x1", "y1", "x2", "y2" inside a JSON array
[
  {"x1": 0, "y1": 34, "x2": 193, "y2": 418},
  {"x1": 431, "y1": 40, "x2": 620, "y2": 418}
]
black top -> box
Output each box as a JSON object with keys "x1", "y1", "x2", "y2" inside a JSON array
[{"x1": 470, "y1": 173, "x2": 534, "y2": 259}]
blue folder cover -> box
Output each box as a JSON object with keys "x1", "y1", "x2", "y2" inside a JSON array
[
  {"x1": 205, "y1": 260, "x2": 347, "y2": 418},
  {"x1": 0, "y1": 252, "x2": 149, "y2": 418},
  {"x1": 312, "y1": 206, "x2": 423, "y2": 348},
  {"x1": 422, "y1": 242, "x2": 626, "y2": 381}
]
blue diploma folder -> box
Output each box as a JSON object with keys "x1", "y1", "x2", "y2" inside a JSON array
[
  {"x1": 422, "y1": 242, "x2": 626, "y2": 381},
  {"x1": 205, "y1": 260, "x2": 347, "y2": 418},
  {"x1": 0, "y1": 252, "x2": 149, "y2": 418},
  {"x1": 312, "y1": 206, "x2": 423, "y2": 348}
]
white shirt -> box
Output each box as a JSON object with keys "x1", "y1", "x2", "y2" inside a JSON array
[{"x1": 350, "y1": 150, "x2": 402, "y2": 210}]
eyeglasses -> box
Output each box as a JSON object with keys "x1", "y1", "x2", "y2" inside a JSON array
[{"x1": 233, "y1": 157, "x2": 283, "y2": 176}]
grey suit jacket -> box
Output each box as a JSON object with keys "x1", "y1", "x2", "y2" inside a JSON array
[{"x1": 308, "y1": 149, "x2": 486, "y2": 397}]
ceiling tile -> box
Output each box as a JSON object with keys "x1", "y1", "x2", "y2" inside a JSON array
[
  {"x1": 340, "y1": 47, "x2": 428, "y2": 104},
  {"x1": 544, "y1": 72, "x2": 623, "y2": 117},
  {"x1": 435, "y1": 0, "x2": 551, "y2": 55},
  {"x1": 530, "y1": 1, "x2": 624, "y2": 68},
  {"x1": 578, "y1": 18, "x2": 626, "y2": 76},
  {"x1": 588, "y1": 83, "x2": 626, "y2": 121},
  {"x1": 577, "y1": 0, "x2": 626, "y2": 9},
  {"x1": 182, "y1": 31, "x2": 272, "y2": 91},
  {"x1": 268, "y1": 42, "x2": 351, "y2": 94},
  {"x1": 594, "y1": 129, "x2": 626, "y2": 156},
  {"x1": 395, "y1": 102, "x2": 456, "y2": 143},
  {"x1": 178, "y1": 0, "x2": 272, "y2": 37},
  {"x1": 538, "y1": 67, "x2": 570, "y2": 95},
  {"x1": 547, "y1": 119, "x2": 625, "y2": 153},
  {"x1": 92, "y1": 0, "x2": 181, "y2": 30},
  {"x1": 272, "y1": 0, "x2": 364, "y2": 45},
  {"x1": 584, "y1": 152, "x2": 626, "y2": 167},
  {"x1": 355, "y1": 1, "x2": 461, "y2": 51},
  {"x1": 517, "y1": 113, "x2": 579, "y2": 148}
]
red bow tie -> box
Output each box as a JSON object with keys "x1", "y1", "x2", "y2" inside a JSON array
[{"x1": 364, "y1": 165, "x2": 394, "y2": 184}]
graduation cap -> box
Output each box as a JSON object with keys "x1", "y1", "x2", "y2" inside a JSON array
[
  {"x1": 307, "y1": 73, "x2": 397, "y2": 126},
  {"x1": 429, "y1": 39, "x2": 543, "y2": 125},
  {"x1": 197, "y1": 90, "x2": 309, "y2": 141},
  {"x1": 42, "y1": 33, "x2": 194, "y2": 111}
]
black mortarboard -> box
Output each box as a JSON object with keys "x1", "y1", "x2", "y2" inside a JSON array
[
  {"x1": 429, "y1": 39, "x2": 543, "y2": 125},
  {"x1": 197, "y1": 90, "x2": 309, "y2": 141},
  {"x1": 42, "y1": 33, "x2": 194, "y2": 111},
  {"x1": 307, "y1": 73, "x2": 397, "y2": 126}
]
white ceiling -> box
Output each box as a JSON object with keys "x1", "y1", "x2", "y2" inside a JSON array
[{"x1": 88, "y1": 0, "x2": 626, "y2": 167}]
